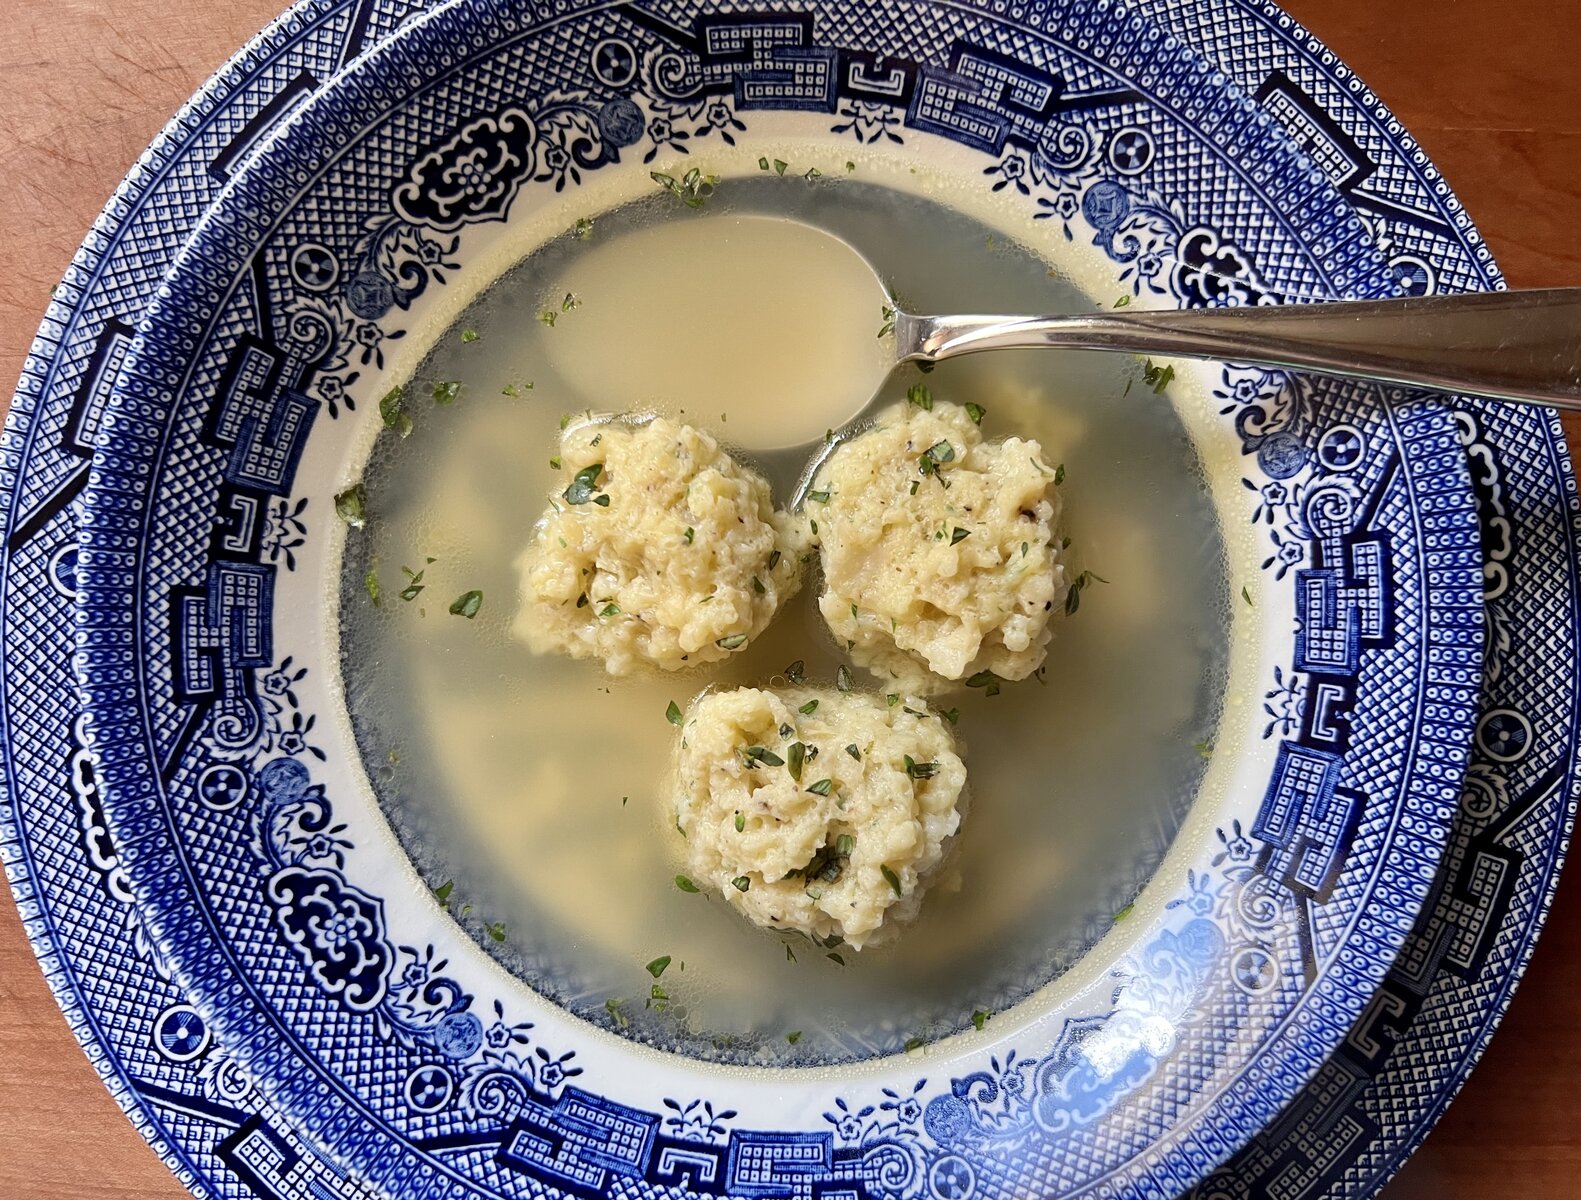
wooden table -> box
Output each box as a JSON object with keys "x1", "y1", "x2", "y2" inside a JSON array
[{"x1": 0, "y1": 0, "x2": 1577, "y2": 1195}]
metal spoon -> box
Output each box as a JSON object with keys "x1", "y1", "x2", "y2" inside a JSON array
[{"x1": 891, "y1": 288, "x2": 1581, "y2": 408}]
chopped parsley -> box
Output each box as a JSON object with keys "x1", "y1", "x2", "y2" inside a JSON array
[
  {"x1": 903, "y1": 756, "x2": 939, "y2": 780},
  {"x1": 334, "y1": 483, "x2": 367, "y2": 529},
  {"x1": 1242, "y1": 585, "x2": 1254, "y2": 606},
  {"x1": 971, "y1": 1009, "x2": 992, "y2": 1031},
  {"x1": 399, "y1": 563, "x2": 431, "y2": 602},
  {"x1": 1054, "y1": 462, "x2": 1066, "y2": 485},
  {"x1": 538, "y1": 309, "x2": 558, "y2": 327},
  {"x1": 835, "y1": 834, "x2": 855, "y2": 856},
  {"x1": 742, "y1": 745, "x2": 785, "y2": 767},
  {"x1": 605, "y1": 997, "x2": 629, "y2": 1027},
  {"x1": 597, "y1": 602, "x2": 620, "y2": 618},
  {"x1": 774, "y1": 159, "x2": 788, "y2": 177},
  {"x1": 786, "y1": 1030, "x2": 802, "y2": 1044},
  {"x1": 432, "y1": 879, "x2": 454, "y2": 908},
  {"x1": 904, "y1": 1037, "x2": 925, "y2": 1053},
  {"x1": 845, "y1": 743, "x2": 861, "y2": 761},
  {"x1": 674, "y1": 875, "x2": 700, "y2": 893},
  {"x1": 798, "y1": 699, "x2": 819, "y2": 716},
  {"x1": 461, "y1": 328, "x2": 480, "y2": 343},
  {"x1": 806, "y1": 778, "x2": 834, "y2": 797},
  {"x1": 964, "y1": 402, "x2": 986, "y2": 425},
  {"x1": 486, "y1": 921, "x2": 507, "y2": 943},
  {"x1": 950, "y1": 527, "x2": 969, "y2": 545},
  {"x1": 805, "y1": 489, "x2": 831, "y2": 504},
  {"x1": 431, "y1": 379, "x2": 461, "y2": 405},
  {"x1": 502, "y1": 382, "x2": 532, "y2": 396},
  {"x1": 563, "y1": 463, "x2": 606, "y2": 505},
  {"x1": 364, "y1": 569, "x2": 381, "y2": 605},
  {"x1": 448, "y1": 590, "x2": 484, "y2": 619},
  {"x1": 767, "y1": 549, "x2": 781, "y2": 571},
  {"x1": 651, "y1": 167, "x2": 719, "y2": 208},
  {"x1": 574, "y1": 216, "x2": 596, "y2": 240},
  {"x1": 881, "y1": 864, "x2": 904, "y2": 897},
  {"x1": 666, "y1": 700, "x2": 684, "y2": 727},
  {"x1": 683, "y1": 527, "x2": 694, "y2": 544},
  {"x1": 836, "y1": 665, "x2": 854, "y2": 692},
  {"x1": 379, "y1": 386, "x2": 413, "y2": 437},
  {"x1": 906, "y1": 383, "x2": 933, "y2": 411},
  {"x1": 646, "y1": 955, "x2": 672, "y2": 978},
  {"x1": 716, "y1": 633, "x2": 749, "y2": 651},
  {"x1": 918, "y1": 440, "x2": 955, "y2": 478},
  {"x1": 758, "y1": 156, "x2": 770, "y2": 170},
  {"x1": 1065, "y1": 570, "x2": 1109, "y2": 615},
  {"x1": 752, "y1": 575, "x2": 767, "y2": 595},
  {"x1": 886, "y1": 693, "x2": 900, "y2": 707},
  {"x1": 1114, "y1": 293, "x2": 1132, "y2": 308},
  {"x1": 966, "y1": 670, "x2": 1002, "y2": 696},
  {"x1": 732, "y1": 875, "x2": 751, "y2": 892},
  {"x1": 787, "y1": 741, "x2": 807, "y2": 782},
  {"x1": 562, "y1": 292, "x2": 581, "y2": 312},
  {"x1": 878, "y1": 304, "x2": 897, "y2": 339},
  {"x1": 735, "y1": 811, "x2": 745, "y2": 832},
  {"x1": 1142, "y1": 359, "x2": 1175, "y2": 394},
  {"x1": 785, "y1": 659, "x2": 807, "y2": 683},
  {"x1": 1195, "y1": 738, "x2": 1215, "y2": 760},
  {"x1": 940, "y1": 707, "x2": 960, "y2": 725},
  {"x1": 827, "y1": 952, "x2": 846, "y2": 966}
]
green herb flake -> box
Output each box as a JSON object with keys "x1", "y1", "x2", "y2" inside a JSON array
[
  {"x1": 807, "y1": 778, "x2": 834, "y2": 797},
  {"x1": 950, "y1": 526, "x2": 970, "y2": 546},
  {"x1": 798, "y1": 699, "x2": 819, "y2": 716},
  {"x1": 334, "y1": 483, "x2": 367, "y2": 529},
  {"x1": 904, "y1": 1037, "x2": 925, "y2": 1053},
  {"x1": 751, "y1": 575, "x2": 767, "y2": 596},
  {"x1": 786, "y1": 1030, "x2": 803, "y2": 1044},
  {"x1": 787, "y1": 741, "x2": 807, "y2": 782},
  {"x1": 398, "y1": 564, "x2": 428, "y2": 602},
  {"x1": 486, "y1": 921, "x2": 507, "y2": 943},
  {"x1": 563, "y1": 463, "x2": 605, "y2": 505},
  {"x1": 684, "y1": 527, "x2": 695, "y2": 544},
  {"x1": 966, "y1": 671, "x2": 1002, "y2": 696},
  {"x1": 878, "y1": 303, "x2": 897, "y2": 339},
  {"x1": 574, "y1": 215, "x2": 596, "y2": 240},
  {"x1": 835, "y1": 665, "x2": 854, "y2": 692},
  {"x1": 674, "y1": 875, "x2": 701, "y2": 893},
  {"x1": 909, "y1": 480, "x2": 920, "y2": 496},
  {"x1": 785, "y1": 659, "x2": 807, "y2": 684},
  {"x1": 605, "y1": 997, "x2": 629, "y2": 1028},
  {"x1": 432, "y1": 379, "x2": 461, "y2": 405},
  {"x1": 805, "y1": 488, "x2": 831, "y2": 504},
  {"x1": 646, "y1": 955, "x2": 672, "y2": 978},
  {"x1": 538, "y1": 309, "x2": 558, "y2": 327},
  {"x1": 379, "y1": 386, "x2": 413, "y2": 438},
  {"x1": 773, "y1": 159, "x2": 788, "y2": 176},
  {"x1": 449, "y1": 590, "x2": 484, "y2": 619},
  {"x1": 651, "y1": 167, "x2": 720, "y2": 208},
  {"x1": 1142, "y1": 359, "x2": 1176, "y2": 394},
  {"x1": 743, "y1": 745, "x2": 785, "y2": 767},
  {"x1": 906, "y1": 383, "x2": 933, "y2": 411},
  {"x1": 1113, "y1": 903, "x2": 1135, "y2": 923},
  {"x1": 940, "y1": 708, "x2": 960, "y2": 725},
  {"x1": 918, "y1": 440, "x2": 956, "y2": 477},
  {"x1": 1054, "y1": 462, "x2": 1066, "y2": 485},
  {"x1": 560, "y1": 413, "x2": 572, "y2": 430},
  {"x1": 826, "y1": 952, "x2": 846, "y2": 966},
  {"x1": 835, "y1": 834, "x2": 855, "y2": 856},
  {"x1": 881, "y1": 864, "x2": 904, "y2": 897},
  {"x1": 562, "y1": 292, "x2": 580, "y2": 312},
  {"x1": 597, "y1": 602, "x2": 620, "y2": 618},
  {"x1": 845, "y1": 743, "x2": 861, "y2": 761},
  {"x1": 432, "y1": 879, "x2": 454, "y2": 907},
  {"x1": 1242, "y1": 585, "x2": 1254, "y2": 606},
  {"x1": 716, "y1": 633, "x2": 749, "y2": 651},
  {"x1": 1194, "y1": 738, "x2": 1215, "y2": 761},
  {"x1": 666, "y1": 700, "x2": 684, "y2": 727},
  {"x1": 1114, "y1": 294, "x2": 1132, "y2": 308},
  {"x1": 903, "y1": 755, "x2": 939, "y2": 780},
  {"x1": 461, "y1": 328, "x2": 480, "y2": 343},
  {"x1": 964, "y1": 402, "x2": 986, "y2": 425},
  {"x1": 1065, "y1": 570, "x2": 1110, "y2": 616},
  {"x1": 732, "y1": 875, "x2": 751, "y2": 892},
  {"x1": 758, "y1": 156, "x2": 771, "y2": 171},
  {"x1": 364, "y1": 569, "x2": 381, "y2": 605},
  {"x1": 734, "y1": 811, "x2": 746, "y2": 833},
  {"x1": 972, "y1": 1009, "x2": 992, "y2": 1031}
]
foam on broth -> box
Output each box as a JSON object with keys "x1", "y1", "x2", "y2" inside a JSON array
[{"x1": 340, "y1": 179, "x2": 1228, "y2": 1066}]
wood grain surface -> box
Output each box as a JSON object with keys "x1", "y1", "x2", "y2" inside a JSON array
[{"x1": 0, "y1": 0, "x2": 1577, "y2": 1196}]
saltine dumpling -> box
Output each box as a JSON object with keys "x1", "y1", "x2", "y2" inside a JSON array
[
  {"x1": 809, "y1": 397, "x2": 1067, "y2": 692},
  {"x1": 671, "y1": 685, "x2": 967, "y2": 948},
  {"x1": 513, "y1": 416, "x2": 805, "y2": 674}
]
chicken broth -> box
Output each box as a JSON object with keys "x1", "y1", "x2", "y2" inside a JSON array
[{"x1": 339, "y1": 178, "x2": 1229, "y2": 1066}]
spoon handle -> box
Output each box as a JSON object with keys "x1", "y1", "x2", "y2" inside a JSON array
[{"x1": 897, "y1": 288, "x2": 1581, "y2": 409}]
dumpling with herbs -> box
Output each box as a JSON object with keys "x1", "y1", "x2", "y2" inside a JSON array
[
  {"x1": 808, "y1": 396, "x2": 1067, "y2": 692},
  {"x1": 670, "y1": 685, "x2": 967, "y2": 949},
  {"x1": 513, "y1": 416, "x2": 805, "y2": 674}
]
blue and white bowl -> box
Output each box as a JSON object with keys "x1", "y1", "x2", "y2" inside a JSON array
[{"x1": 46, "y1": 0, "x2": 1498, "y2": 1196}]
